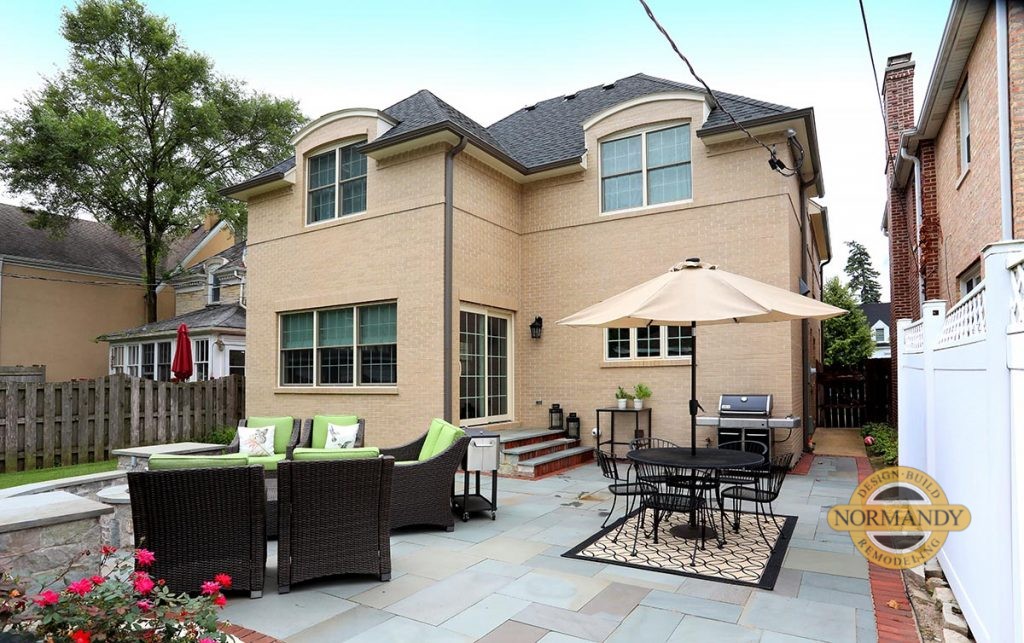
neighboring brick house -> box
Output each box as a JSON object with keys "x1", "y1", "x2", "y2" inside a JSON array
[
  {"x1": 883, "y1": 0, "x2": 1024, "y2": 421},
  {"x1": 0, "y1": 204, "x2": 235, "y2": 381},
  {"x1": 223, "y1": 72, "x2": 832, "y2": 460},
  {"x1": 99, "y1": 242, "x2": 247, "y2": 382}
]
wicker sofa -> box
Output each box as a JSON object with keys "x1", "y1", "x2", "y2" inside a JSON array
[
  {"x1": 276, "y1": 456, "x2": 394, "y2": 593},
  {"x1": 127, "y1": 465, "x2": 267, "y2": 598},
  {"x1": 380, "y1": 420, "x2": 471, "y2": 532}
]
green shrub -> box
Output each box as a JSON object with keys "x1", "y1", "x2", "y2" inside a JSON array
[
  {"x1": 861, "y1": 422, "x2": 898, "y2": 465},
  {"x1": 207, "y1": 426, "x2": 237, "y2": 445}
]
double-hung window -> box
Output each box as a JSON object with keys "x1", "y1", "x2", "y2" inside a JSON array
[
  {"x1": 605, "y1": 326, "x2": 693, "y2": 361},
  {"x1": 307, "y1": 141, "x2": 368, "y2": 224},
  {"x1": 280, "y1": 302, "x2": 397, "y2": 387},
  {"x1": 600, "y1": 123, "x2": 692, "y2": 213}
]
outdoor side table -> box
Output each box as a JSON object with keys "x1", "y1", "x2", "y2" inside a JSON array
[
  {"x1": 596, "y1": 407, "x2": 652, "y2": 458},
  {"x1": 452, "y1": 428, "x2": 499, "y2": 521}
]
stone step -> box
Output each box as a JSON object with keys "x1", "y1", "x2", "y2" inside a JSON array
[
  {"x1": 516, "y1": 446, "x2": 595, "y2": 478},
  {"x1": 502, "y1": 438, "x2": 577, "y2": 457}
]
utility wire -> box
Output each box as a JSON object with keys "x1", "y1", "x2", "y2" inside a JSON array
[{"x1": 636, "y1": 0, "x2": 802, "y2": 177}]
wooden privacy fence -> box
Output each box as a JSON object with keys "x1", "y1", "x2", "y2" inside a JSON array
[{"x1": 0, "y1": 374, "x2": 245, "y2": 473}]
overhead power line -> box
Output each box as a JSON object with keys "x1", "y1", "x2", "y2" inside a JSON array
[{"x1": 636, "y1": 0, "x2": 803, "y2": 177}]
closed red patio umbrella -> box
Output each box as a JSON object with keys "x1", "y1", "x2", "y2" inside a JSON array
[{"x1": 171, "y1": 324, "x2": 193, "y2": 381}]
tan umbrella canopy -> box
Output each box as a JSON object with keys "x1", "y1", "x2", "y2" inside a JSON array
[{"x1": 558, "y1": 258, "x2": 846, "y2": 455}]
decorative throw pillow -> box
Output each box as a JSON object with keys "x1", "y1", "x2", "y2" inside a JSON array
[
  {"x1": 238, "y1": 425, "x2": 276, "y2": 457},
  {"x1": 323, "y1": 422, "x2": 360, "y2": 449}
]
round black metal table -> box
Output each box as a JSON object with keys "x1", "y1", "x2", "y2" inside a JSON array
[{"x1": 627, "y1": 448, "x2": 765, "y2": 540}]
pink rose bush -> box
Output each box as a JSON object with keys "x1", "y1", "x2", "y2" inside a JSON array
[{"x1": 1, "y1": 544, "x2": 231, "y2": 641}]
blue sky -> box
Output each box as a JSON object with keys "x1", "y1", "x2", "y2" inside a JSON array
[{"x1": 0, "y1": 0, "x2": 951, "y2": 295}]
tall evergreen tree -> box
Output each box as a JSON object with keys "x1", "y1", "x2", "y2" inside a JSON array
[
  {"x1": 0, "y1": 0, "x2": 304, "y2": 321},
  {"x1": 822, "y1": 277, "x2": 876, "y2": 367},
  {"x1": 844, "y1": 240, "x2": 883, "y2": 303}
]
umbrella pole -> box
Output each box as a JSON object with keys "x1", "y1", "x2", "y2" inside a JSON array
[{"x1": 690, "y1": 321, "x2": 698, "y2": 457}]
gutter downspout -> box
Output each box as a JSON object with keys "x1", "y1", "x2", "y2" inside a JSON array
[
  {"x1": 443, "y1": 137, "x2": 467, "y2": 423},
  {"x1": 899, "y1": 136, "x2": 925, "y2": 308},
  {"x1": 998, "y1": 0, "x2": 1014, "y2": 239},
  {"x1": 790, "y1": 134, "x2": 818, "y2": 452}
]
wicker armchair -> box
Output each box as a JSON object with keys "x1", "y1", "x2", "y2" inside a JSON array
[
  {"x1": 127, "y1": 465, "x2": 267, "y2": 598},
  {"x1": 296, "y1": 416, "x2": 366, "y2": 450},
  {"x1": 380, "y1": 430, "x2": 471, "y2": 532},
  {"x1": 277, "y1": 456, "x2": 394, "y2": 593}
]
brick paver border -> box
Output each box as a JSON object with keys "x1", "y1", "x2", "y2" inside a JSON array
[{"x1": 853, "y1": 456, "x2": 922, "y2": 643}]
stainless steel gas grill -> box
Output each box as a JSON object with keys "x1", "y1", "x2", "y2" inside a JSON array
[{"x1": 696, "y1": 394, "x2": 801, "y2": 458}]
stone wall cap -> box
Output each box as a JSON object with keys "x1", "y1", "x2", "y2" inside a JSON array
[
  {"x1": 0, "y1": 491, "x2": 113, "y2": 533},
  {"x1": 112, "y1": 442, "x2": 226, "y2": 458}
]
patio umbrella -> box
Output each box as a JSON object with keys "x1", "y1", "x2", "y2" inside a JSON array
[
  {"x1": 557, "y1": 259, "x2": 846, "y2": 456},
  {"x1": 171, "y1": 324, "x2": 193, "y2": 381}
]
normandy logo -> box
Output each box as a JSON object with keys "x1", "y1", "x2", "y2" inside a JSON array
[{"x1": 827, "y1": 466, "x2": 970, "y2": 569}]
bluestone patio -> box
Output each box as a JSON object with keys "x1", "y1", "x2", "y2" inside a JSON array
[{"x1": 221, "y1": 456, "x2": 876, "y2": 643}]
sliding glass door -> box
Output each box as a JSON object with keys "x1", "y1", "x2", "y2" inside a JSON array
[{"x1": 460, "y1": 307, "x2": 512, "y2": 425}]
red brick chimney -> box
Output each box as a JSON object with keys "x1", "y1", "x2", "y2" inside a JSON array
[{"x1": 882, "y1": 53, "x2": 916, "y2": 427}]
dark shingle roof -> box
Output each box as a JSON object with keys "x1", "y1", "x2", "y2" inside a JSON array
[
  {"x1": 860, "y1": 302, "x2": 891, "y2": 327},
  {"x1": 0, "y1": 203, "x2": 220, "y2": 278},
  {"x1": 229, "y1": 72, "x2": 797, "y2": 190},
  {"x1": 100, "y1": 304, "x2": 246, "y2": 340}
]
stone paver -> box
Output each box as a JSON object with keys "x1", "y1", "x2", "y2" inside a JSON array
[{"x1": 224, "y1": 457, "x2": 887, "y2": 643}]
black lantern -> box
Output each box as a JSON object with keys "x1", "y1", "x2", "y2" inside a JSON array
[
  {"x1": 566, "y1": 412, "x2": 581, "y2": 440},
  {"x1": 548, "y1": 403, "x2": 564, "y2": 431},
  {"x1": 530, "y1": 316, "x2": 543, "y2": 339}
]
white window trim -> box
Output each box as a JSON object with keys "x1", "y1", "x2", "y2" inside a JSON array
[
  {"x1": 598, "y1": 121, "x2": 694, "y2": 216},
  {"x1": 603, "y1": 326, "x2": 693, "y2": 362},
  {"x1": 459, "y1": 304, "x2": 515, "y2": 426},
  {"x1": 959, "y1": 83, "x2": 970, "y2": 173},
  {"x1": 304, "y1": 138, "x2": 368, "y2": 227},
  {"x1": 278, "y1": 301, "x2": 398, "y2": 388}
]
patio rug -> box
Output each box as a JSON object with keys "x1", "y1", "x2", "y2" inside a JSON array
[{"x1": 563, "y1": 509, "x2": 797, "y2": 590}]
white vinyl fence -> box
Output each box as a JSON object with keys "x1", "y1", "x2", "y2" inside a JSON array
[{"x1": 897, "y1": 240, "x2": 1024, "y2": 643}]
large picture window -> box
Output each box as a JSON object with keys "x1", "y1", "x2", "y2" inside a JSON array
[
  {"x1": 605, "y1": 326, "x2": 693, "y2": 361},
  {"x1": 307, "y1": 140, "x2": 368, "y2": 224},
  {"x1": 600, "y1": 123, "x2": 692, "y2": 213},
  {"x1": 280, "y1": 302, "x2": 397, "y2": 387}
]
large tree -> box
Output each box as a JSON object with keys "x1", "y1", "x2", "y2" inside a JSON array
[
  {"x1": 844, "y1": 240, "x2": 882, "y2": 304},
  {"x1": 822, "y1": 277, "x2": 876, "y2": 367},
  {"x1": 0, "y1": 0, "x2": 303, "y2": 321}
]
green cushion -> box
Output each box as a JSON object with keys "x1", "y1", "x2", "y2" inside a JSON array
[
  {"x1": 417, "y1": 418, "x2": 448, "y2": 461},
  {"x1": 245, "y1": 453, "x2": 287, "y2": 471},
  {"x1": 247, "y1": 416, "x2": 294, "y2": 454},
  {"x1": 430, "y1": 423, "x2": 466, "y2": 458},
  {"x1": 292, "y1": 447, "x2": 380, "y2": 461},
  {"x1": 148, "y1": 454, "x2": 249, "y2": 470},
  {"x1": 312, "y1": 415, "x2": 360, "y2": 449}
]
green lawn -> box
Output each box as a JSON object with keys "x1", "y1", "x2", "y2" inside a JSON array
[{"x1": 0, "y1": 459, "x2": 118, "y2": 490}]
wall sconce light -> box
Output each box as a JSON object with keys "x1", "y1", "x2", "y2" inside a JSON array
[{"x1": 530, "y1": 316, "x2": 543, "y2": 339}]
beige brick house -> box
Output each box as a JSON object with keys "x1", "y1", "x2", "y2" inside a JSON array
[{"x1": 224, "y1": 73, "x2": 831, "y2": 460}]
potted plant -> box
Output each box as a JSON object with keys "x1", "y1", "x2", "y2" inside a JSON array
[
  {"x1": 615, "y1": 387, "x2": 632, "y2": 410},
  {"x1": 633, "y1": 383, "x2": 652, "y2": 409}
]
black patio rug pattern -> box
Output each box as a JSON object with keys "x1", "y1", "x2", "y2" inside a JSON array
[{"x1": 563, "y1": 509, "x2": 797, "y2": 590}]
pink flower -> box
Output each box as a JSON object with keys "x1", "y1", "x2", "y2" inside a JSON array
[
  {"x1": 200, "y1": 580, "x2": 221, "y2": 596},
  {"x1": 136, "y1": 599, "x2": 153, "y2": 611},
  {"x1": 213, "y1": 594, "x2": 226, "y2": 607},
  {"x1": 214, "y1": 573, "x2": 232, "y2": 589},
  {"x1": 66, "y1": 578, "x2": 93, "y2": 596},
  {"x1": 32, "y1": 589, "x2": 60, "y2": 607},
  {"x1": 134, "y1": 548, "x2": 156, "y2": 567},
  {"x1": 133, "y1": 571, "x2": 155, "y2": 595},
  {"x1": 100, "y1": 545, "x2": 117, "y2": 556},
  {"x1": 90, "y1": 575, "x2": 106, "y2": 586}
]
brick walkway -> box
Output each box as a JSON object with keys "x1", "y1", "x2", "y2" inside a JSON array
[{"x1": 855, "y1": 456, "x2": 921, "y2": 643}]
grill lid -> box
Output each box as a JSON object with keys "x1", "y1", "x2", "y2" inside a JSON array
[{"x1": 718, "y1": 394, "x2": 773, "y2": 417}]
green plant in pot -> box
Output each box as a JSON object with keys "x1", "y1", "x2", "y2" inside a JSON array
[
  {"x1": 633, "y1": 383, "x2": 652, "y2": 409},
  {"x1": 615, "y1": 387, "x2": 632, "y2": 410}
]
